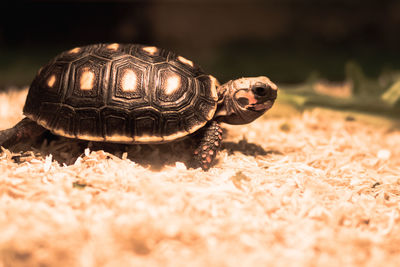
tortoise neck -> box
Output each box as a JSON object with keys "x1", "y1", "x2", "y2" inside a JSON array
[{"x1": 216, "y1": 80, "x2": 232, "y2": 104}]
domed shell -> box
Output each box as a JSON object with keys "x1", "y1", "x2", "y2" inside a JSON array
[{"x1": 23, "y1": 43, "x2": 218, "y2": 143}]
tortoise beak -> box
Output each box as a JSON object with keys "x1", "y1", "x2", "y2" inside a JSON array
[
  {"x1": 247, "y1": 99, "x2": 275, "y2": 111},
  {"x1": 247, "y1": 84, "x2": 277, "y2": 111}
]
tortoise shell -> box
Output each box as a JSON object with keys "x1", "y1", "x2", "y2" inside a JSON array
[{"x1": 23, "y1": 43, "x2": 218, "y2": 143}]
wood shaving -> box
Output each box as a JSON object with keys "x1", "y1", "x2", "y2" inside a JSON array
[{"x1": 0, "y1": 88, "x2": 400, "y2": 266}]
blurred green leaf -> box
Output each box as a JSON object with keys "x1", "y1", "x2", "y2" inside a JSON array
[
  {"x1": 381, "y1": 81, "x2": 400, "y2": 107},
  {"x1": 345, "y1": 61, "x2": 384, "y2": 97},
  {"x1": 279, "y1": 62, "x2": 400, "y2": 117}
]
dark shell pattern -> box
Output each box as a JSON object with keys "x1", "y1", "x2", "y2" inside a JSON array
[{"x1": 23, "y1": 43, "x2": 218, "y2": 143}]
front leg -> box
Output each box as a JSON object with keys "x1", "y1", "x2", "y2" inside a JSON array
[
  {"x1": 0, "y1": 118, "x2": 46, "y2": 149},
  {"x1": 192, "y1": 121, "x2": 223, "y2": 170}
]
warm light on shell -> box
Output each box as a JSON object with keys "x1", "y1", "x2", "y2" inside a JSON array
[
  {"x1": 164, "y1": 75, "x2": 181, "y2": 95},
  {"x1": 177, "y1": 56, "x2": 194, "y2": 67},
  {"x1": 79, "y1": 68, "x2": 95, "y2": 90},
  {"x1": 209, "y1": 75, "x2": 219, "y2": 101},
  {"x1": 142, "y1": 46, "x2": 158, "y2": 55},
  {"x1": 121, "y1": 70, "x2": 137, "y2": 92},
  {"x1": 68, "y1": 47, "x2": 81, "y2": 54},
  {"x1": 106, "y1": 43, "x2": 119, "y2": 51},
  {"x1": 47, "y1": 75, "x2": 57, "y2": 88}
]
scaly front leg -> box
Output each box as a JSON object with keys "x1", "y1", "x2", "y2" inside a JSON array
[{"x1": 192, "y1": 121, "x2": 223, "y2": 170}]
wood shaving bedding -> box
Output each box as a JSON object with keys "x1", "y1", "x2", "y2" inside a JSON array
[{"x1": 0, "y1": 89, "x2": 400, "y2": 267}]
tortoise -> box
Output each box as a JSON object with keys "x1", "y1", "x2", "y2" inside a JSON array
[{"x1": 0, "y1": 43, "x2": 277, "y2": 170}]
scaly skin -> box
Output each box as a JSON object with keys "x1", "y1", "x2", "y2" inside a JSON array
[
  {"x1": 0, "y1": 118, "x2": 46, "y2": 149},
  {"x1": 192, "y1": 121, "x2": 223, "y2": 170}
]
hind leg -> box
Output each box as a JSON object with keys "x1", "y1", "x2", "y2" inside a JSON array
[{"x1": 0, "y1": 118, "x2": 47, "y2": 149}]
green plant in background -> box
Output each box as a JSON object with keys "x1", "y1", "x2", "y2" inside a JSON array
[
  {"x1": 279, "y1": 61, "x2": 400, "y2": 117},
  {"x1": 381, "y1": 81, "x2": 400, "y2": 108},
  {"x1": 345, "y1": 61, "x2": 383, "y2": 97}
]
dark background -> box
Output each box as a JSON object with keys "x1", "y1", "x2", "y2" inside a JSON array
[{"x1": 1, "y1": 0, "x2": 400, "y2": 88}]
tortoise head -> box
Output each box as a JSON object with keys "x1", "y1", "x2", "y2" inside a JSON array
[{"x1": 214, "y1": 76, "x2": 278, "y2": 125}]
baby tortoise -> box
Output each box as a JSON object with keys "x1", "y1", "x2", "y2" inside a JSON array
[{"x1": 0, "y1": 43, "x2": 278, "y2": 170}]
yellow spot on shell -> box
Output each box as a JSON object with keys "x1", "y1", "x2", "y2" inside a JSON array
[
  {"x1": 47, "y1": 74, "x2": 56, "y2": 88},
  {"x1": 68, "y1": 47, "x2": 81, "y2": 54},
  {"x1": 75, "y1": 134, "x2": 105, "y2": 142},
  {"x1": 142, "y1": 46, "x2": 158, "y2": 55},
  {"x1": 121, "y1": 69, "x2": 137, "y2": 92},
  {"x1": 51, "y1": 128, "x2": 76, "y2": 139},
  {"x1": 80, "y1": 68, "x2": 95, "y2": 90},
  {"x1": 135, "y1": 135, "x2": 163, "y2": 143},
  {"x1": 105, "y1": 135, "x2": 135, "y2": 143},
  {"x1": 164, "y1": 74, "x2": 181, "y2": 95},
  {"x1": 209, "y1": 75, "x2": 219, "y2": 101},
  {"x1": 106, "y1": 43, "x2": 119, "y2": 50},
  {"x1": 177, "y1": 56, "x2": 194, "y2": 67}
]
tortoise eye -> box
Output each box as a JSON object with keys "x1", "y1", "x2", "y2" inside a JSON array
[{"x1": 237, "y1": 97, "x2": 249, "y2": 107}]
